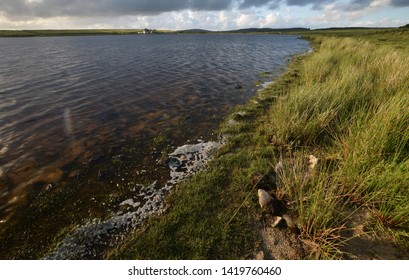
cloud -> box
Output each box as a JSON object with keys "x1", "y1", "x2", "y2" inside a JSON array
[
  {"x1": 308, "y1": 0, "x2": 393, "y2": 26},
  {"x1": 286, "y1": 0, "x2": 405, "y2": 12},
  {"x1": 0, "y1": 0, "x2": 235, "y2": 19},
  {"x1": 238, "y1": 0, "x2": 402, "y2": 11},
  {"x1": 1, "y1": 0, "x2": 406, "y2": 21},
  {"x1": 286, "y1": 0, "x2": 330, "y2": 9},
  {"x1": 0, "y1": 0, "x2": 407, "y2": 30},
  {"x1": 390, "y1": 0, "x2": 409, "y2": 6},
  {"x1": 240, "y1": 0, "x2": 276, "y2": 8},
  {"x1": 262, "y1": 12, "x2": 279, "y2": 25}
]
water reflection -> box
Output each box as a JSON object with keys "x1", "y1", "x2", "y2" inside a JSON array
[{"x1": 63, "y1": 108, "x2": 74, "y2": 136}]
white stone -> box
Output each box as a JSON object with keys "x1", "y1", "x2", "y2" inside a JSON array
[{"x1": 258, "y1": 189, "x2": 273, "y2": 210}]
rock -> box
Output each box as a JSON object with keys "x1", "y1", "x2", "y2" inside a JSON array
[
  {"x1": 258, "y1": 189, "x2": 274, "y2": 213},
  {"x1": 46, "y1": 183, "x2": 55, "y2": 191},
  {"x1": 282, "y1": 214, "x2": 297, "y2": 230},
  {"x1": 271, "y1": 216, "x2": 284, "y2": 228},
  {"x1": 254, "y1": 251, "x2": 264, "y2": 260}
]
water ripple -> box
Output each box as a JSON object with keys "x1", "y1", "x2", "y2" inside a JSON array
[{"x1": 0, "y1": 34, "x2": 310, "y2": 222}]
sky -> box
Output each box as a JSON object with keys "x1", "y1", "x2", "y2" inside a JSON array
[{"x1": 0, "y1": 0, "x2": 408, "y2": 30}]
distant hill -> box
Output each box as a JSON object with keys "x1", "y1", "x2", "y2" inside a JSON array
[
  {"x1": 178, "y1": 29, "x2": 212, "y2": 33},
  {"x1": 222, "y1": 27, "x2": 310, "y2": 33},
  {"x1": 313, "y1": 27, "x2": 386, "y2": 31},
  {"x1": 178, "y1": 28, "x2": 311, "y2": 34}
]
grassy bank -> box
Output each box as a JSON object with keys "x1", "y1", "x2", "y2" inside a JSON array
[{"x1": 112, "y1": 30, "x2": 408, "y2": 259}]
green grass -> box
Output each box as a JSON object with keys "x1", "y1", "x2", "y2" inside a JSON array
[
  {"x1": 112, "y1": 29, "x2": 409, "y2": 259},
  {"x1": 262, "y1": 32, "x2": 408, "y2": 258}
]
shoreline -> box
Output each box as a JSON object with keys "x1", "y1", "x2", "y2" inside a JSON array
[
  {"x1": 0, "y1": 34, "x2": 308, "y2": 259},
  {"x1": 112, "y1": 30, "x2": 408, "y2": 260}
]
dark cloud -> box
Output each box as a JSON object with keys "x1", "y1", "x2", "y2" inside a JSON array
[
  {"x1": 285, "y1": 0, "x2": 390, "y2": 10},
  {"x1": 0, "y1": 0, "x2": 406, "y2": 20},
  {"x1": 189, "y1": 0, "x2": 233, "y2": 10},
  {"x1": 390, "y1": 0, "x2": 409, "y2": 7},
  {"x1": 343, "y1": 0, "x2": 372, "y2": 11},
  {"x1": 237, "y1": 0, "x2": 340, "y2": 10},
  {"x1": 286, "y1": 0, "x2": 331, "y2": 9},
  {"x1": 0, "y1": 0, "x2": 234, "y2": 19},
  {"x1": 240, "y1": 0, "x2": 275, "y2": 9},
  {"x1": 287, "y1": 0, "x2": 409, "y2": 9}
]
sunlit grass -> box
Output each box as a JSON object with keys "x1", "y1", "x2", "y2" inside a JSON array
[{"x1": 263, "y1": 34, "x2": 408, "y2": 258}]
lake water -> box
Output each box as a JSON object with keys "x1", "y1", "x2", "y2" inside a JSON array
[{"x1": 0, "y1": 34, "x2": 309, "y2": 258}]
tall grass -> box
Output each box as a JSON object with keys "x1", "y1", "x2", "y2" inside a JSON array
[{"x1": 264, "y1": 35, "x2": 409, "y2": 257}]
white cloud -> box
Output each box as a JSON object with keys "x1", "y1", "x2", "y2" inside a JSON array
[
  {"x1": 235, "y1": 14, "x2": 252, "y2": 27},
  {"x1": 262, "y1": 12, "x2": 279, "y2": 26},
  {"x1": 370, "y1": 0, "x2": 391, "y2": 9},
  {"x1": 308, "y1": 0, "x2": 392, "y2": 27},
  {"x1": 218, "y1": 11, "x2": 229, "y2": 29}
]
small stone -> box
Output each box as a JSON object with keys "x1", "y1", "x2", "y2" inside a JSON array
[
  {"x1": 271, "y1": 216, "x2": 283, "y2": 228},
  {"x1": 282, "y1": 214, "x2": 296, "y2": 230},
  {"x1": 254, "y1": 251, "x2": 264, "y2": 260},
  {"x1": 258, "y1": 189, "x2": 273, "y2": 212}
]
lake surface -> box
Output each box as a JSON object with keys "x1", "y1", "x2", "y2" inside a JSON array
[{"x1": 0, "y1": 34, "x2": 309, "y2": 257}]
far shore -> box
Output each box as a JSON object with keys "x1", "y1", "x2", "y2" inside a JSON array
[{"x1": 0, "y1": 27, "x2": 401, "y2": 38}]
